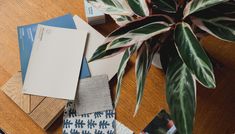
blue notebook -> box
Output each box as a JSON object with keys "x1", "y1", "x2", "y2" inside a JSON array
[{"x1": 17, "y1": 14, "x2": 90, "y2": 82}]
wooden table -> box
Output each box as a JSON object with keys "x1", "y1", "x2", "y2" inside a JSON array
[{"x1": 0, "y1": 0, "x2": 235, "y2": 133}]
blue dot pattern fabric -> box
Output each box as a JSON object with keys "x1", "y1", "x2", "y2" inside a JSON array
[{"x1": 63, "y1": 102, "x2": 115, "y2": 134}]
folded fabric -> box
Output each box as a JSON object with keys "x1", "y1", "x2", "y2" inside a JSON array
[
  {"x1": 74, "y1": 75, "x2": 113, "y2": 115},
  {"x1": 63, "y1": 102, "x2": 115, "y2": 134}
]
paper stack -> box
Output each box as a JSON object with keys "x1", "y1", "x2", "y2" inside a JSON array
[
  {"x1": 17, "y1": 13, "x2": 132, "y2": 133},
  {"x1": 84, "y1": 0, "x2": 105, "y2": 25}
]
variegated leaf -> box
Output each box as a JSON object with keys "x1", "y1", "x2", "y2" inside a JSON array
[
  {"x1": 166, "y1": 44, "x2": 196, "y2": 134},
  {"x1": 192, "y1": 17, "x2": 235, "y2": 42},
  {"x1": 127, "y1": 0, "x2": 149, "y2": 16},
  {"x1": 88, "y1": 0, "x2": 133, "y2": 16},
  {"x1": 89, "y1": 43, "x2": 126, "y2": 62},
  {"x1": 106, "y1": 21, "x2": 171, "y2": 50},
  {"x1": 110, "y1": 15, "x2": 133, "y2": 26},
  {"x1": 174, "y1": 22, "x2": 215, "y2": 88},
  {"x1": 134, "y1": 41, "x2": 157, "y2": 115},
  {"x1": 106, "y1": 15, "x2": 173, "y2": 40},
  {"x1": 183, "y1": 0, "x2": 229, "y2": 18},
  {"x1": 108, "y1": 38, "x2": 133, "y2": 49},
  {"x1": 192, "y1": 1, "x2": 235, "y2": 19},
  {"x1": 115, "y1": 44, "x2": 139, "y2": 106},
  {"x1": 152, "y1": 0, "x2": 177, "y2": 13}
]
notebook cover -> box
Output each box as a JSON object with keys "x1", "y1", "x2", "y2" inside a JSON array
[{"x1": 17, "y1": 14, "x2": 90, "y2": 82}]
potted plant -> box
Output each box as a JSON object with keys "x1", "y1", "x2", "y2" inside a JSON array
[{"x1": 88, "y1": 0, "x2": 235, "y2": 133}]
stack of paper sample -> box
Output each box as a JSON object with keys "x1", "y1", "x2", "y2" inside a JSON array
[
  {"x1": 84, "y1": 0, "x2": 105, "y2": 25},
  {"x1": 17, "y1": 13, "x2": 131, "y2": 133},
  {"x1": 17, "y1": 14, "x2": 91, "y2": 83}
]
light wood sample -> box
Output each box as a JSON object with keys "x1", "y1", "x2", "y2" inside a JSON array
[
  {"x1": 1, "y1": 72, "x2": 66, "y2": 130},
  {"x1": 1, "y1": 72, "x2": 31, "y2": 113},
  {"x1": 30, "y1": 97, "x2": 66, "y2": 130}
]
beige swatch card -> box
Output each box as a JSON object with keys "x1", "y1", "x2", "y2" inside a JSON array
[
  {"x1": 73, "y1": 15, "x2": 123, "y2": 80},
  {"x1": 23, "y1": 25, "x2": 87, "y2": 100}
]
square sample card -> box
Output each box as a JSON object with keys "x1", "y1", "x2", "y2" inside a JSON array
[
  {"x1": 73, "y1": 15, "x2": 123, "y2": 80},
  {"x1": 23, "y1": 25, "x2": 87, "y2": 100},
  {"x1": 75, "y1": 75, "x2": 113, "y2": 115}
]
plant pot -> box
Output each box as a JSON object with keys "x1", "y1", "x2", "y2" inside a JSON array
[{"x1": 152, "y1": 52, "x2": 162, "y2": 69}]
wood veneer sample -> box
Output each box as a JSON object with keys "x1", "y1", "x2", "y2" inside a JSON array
[
  {"x1": 30, "y1": 97, "x2": 66, "y2": 129},
  {"x1": 1, "y1": 72, "x2": 30, "y2": 113},
  {"x1": 0, "y1": 72, "x2": 66, "y2": 130}
]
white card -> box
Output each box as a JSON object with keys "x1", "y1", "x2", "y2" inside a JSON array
[
  {"x1": 22, "y1": 25, "x2": 87, "y2": 100},
  {"x1": 73, "y1": 15, "x2": 123, "y2": 80}
]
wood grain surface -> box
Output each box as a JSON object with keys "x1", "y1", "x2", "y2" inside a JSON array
[
  {"x1": 1, "y1": 72, "x2": 31, "y2": 113},
  {"x1": 1, "y1": 72, "x2": 67, "y2": 130},
  {"x1": 0, "y1": 0, "x2": 235, "y2": 134},
  {"x1": 29, "y1": 97, "x2": 66, "y2": 130},
  {"x1": 30, "y1": 95, "x2": 45, "y2": 112}
]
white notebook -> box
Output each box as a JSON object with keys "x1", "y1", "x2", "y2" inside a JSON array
[
  {"x1": 73, "y1": 15, "x2": 123, "y2": 80},
  {"x1": 22, "y1": 25, "x2": 87, "y2": 100}
]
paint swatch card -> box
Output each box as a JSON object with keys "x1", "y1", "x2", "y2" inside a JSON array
[
  {"x1": 17, "y1": 14, "x2": 90, "y2": 82},
  {"x1": 23, "y1": 25, "x2": 87, "y2": 100}
]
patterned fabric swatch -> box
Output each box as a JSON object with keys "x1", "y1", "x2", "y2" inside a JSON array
[
  {"x1": 63, "y1": 102, "x2": 115, "y2": 134},
  {"x1": 115, "y1": 120, "x2": 133, "y2": 134},
  {"x1": 74, "y1": 75, "x2": 113, "y2": 115}
]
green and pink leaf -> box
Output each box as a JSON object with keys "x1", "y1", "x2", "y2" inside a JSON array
[
  {"x1": 127, "y1": 0, "x2": 149, "y2": 16},
  {"x1": 174, "y1": 22, "x2": 215, "y2": 88},
  {"x1": 152, "y1": 0, "x2": 177, "y2": 13},
  {"x1": 106, "y1": 21, "x2": 171, "y2": 50},
  {"x1": 183, "y1": 0, "x2": 229, "y2": 18},
  {"x1": 192, "y1": 17, "x2": 235, "y2": 42},
  {"x1": 89, "y1": 43, "x2": 127, "y2": 62},
  {"x1": 115, "y1": 44, "x2": 140, "y2": 106},
  {"x1": 166, "y1": 44, "x2": 196, "y2": 134}
]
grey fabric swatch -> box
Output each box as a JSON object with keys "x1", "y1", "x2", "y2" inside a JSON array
[{"x1": 74, "y1": 75, "x2": 113, "y2": 115}]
